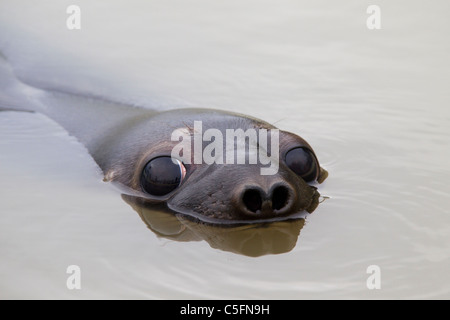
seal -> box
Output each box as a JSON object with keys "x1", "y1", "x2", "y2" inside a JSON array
[{"x1": 0, "y1": 53, "x2": 328, "y2": 223}]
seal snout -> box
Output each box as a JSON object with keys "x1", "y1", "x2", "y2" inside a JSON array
[{"x1": 238, "y1": 183, "x2": 294, "y2": 218}]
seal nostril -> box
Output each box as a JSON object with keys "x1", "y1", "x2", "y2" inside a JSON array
[
  {"x1": 242, "y1": 189, "x2": 263, "y2": 213},
  {"x1": 272, "y1": 186, "x2": 289, "y2": 210}
]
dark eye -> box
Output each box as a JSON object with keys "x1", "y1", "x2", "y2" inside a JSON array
[
  {"x1": 141, "y1": 157, "x2": 186, "y2": 196},
  {"x1": 285, "y1": 147, "x2": 318, "y2": 182}
]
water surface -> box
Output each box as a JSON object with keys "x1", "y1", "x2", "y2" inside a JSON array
[{"x1": 0, "y1": 0, "x2": 449, "y2": 299}]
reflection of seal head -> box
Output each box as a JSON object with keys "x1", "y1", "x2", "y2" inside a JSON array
[
  {"x1": 102, "y1": 109, "x2": 327, "y2": 222},
  {"x1": 123, "y1": 195, "x2": 309, "y2": 257}
]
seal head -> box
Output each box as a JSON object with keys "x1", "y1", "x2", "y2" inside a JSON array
[{"x1": 103, "y1": 108, "x2": 328, "y2": 223}]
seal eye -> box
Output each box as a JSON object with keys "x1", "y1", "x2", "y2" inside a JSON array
[
  {"x1": 285, "y1": 147, "x2": 318, "y2": 182},
  {"x1": 141, "y1": 157, "x2": 186, "y2": 196}
]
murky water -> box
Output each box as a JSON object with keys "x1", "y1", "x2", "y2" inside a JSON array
[{"x1": 1, "y1": 0, "x2": 449, "y2": 299}]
